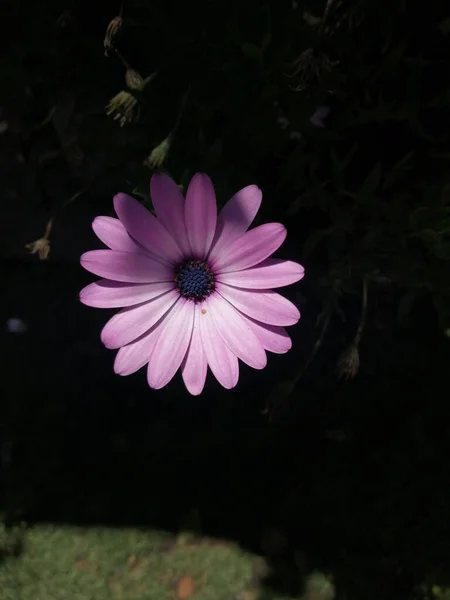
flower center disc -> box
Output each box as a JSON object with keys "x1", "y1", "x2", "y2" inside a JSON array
[{"x1": 174, "y1": 260, "x2": 215, "y2": 303}]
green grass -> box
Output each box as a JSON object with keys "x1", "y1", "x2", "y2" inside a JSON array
[{"x1": 0, "y1": 524, "x2": 268, "y2": 600}]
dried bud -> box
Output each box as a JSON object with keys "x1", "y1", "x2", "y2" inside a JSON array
[
  {"x1": 26, "y1": 237, "x2": 51, "y2": 260},
  {"x1": 303, "y1": 12, "x2": 322, "y2": 27},
  {"x1": 26, "y1": 219, "x2": 53, "y2": 260},
  {"x1": 292, "y1": 48, "x2": 339, "y2": 91},
  {"x1": 104, "y1": 15, "x2": 123, "y2": 56},
  {"x1": 105, "y1": 90, "x2": 139, "y2": 127},
  {"x1": 143, "y1": 136, "x2": 172, "y2": 169},
  {"x1": 125, "y1": 69, "x2": 144, "y2": 91},
  {"x1": 57, "y1": 10, "x2": 74, "y2": 29},
  {"x1": 336, "y1": 343, "x2": 360, "y2": 380},
  {"x1": 303, "y1": 572, "x2": 335, "y2": 600},
  {"x1": 125, "y1": 70, "x2": 158, "y2": 92},
  {"x1": 309, "y1": 106, "x2": 330, "y2": 127}
]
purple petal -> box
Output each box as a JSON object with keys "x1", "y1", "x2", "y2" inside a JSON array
[
  {"x1": 114, "y1": 192, "x2": 183, "y2": 264},
  {"x1": 147, "y1": 299, "x2": 194, "y2": 389},
  {"x1": 114, "y1": 323, "x2": 165, "y2": 376},
  {"x1": 216, "y1": 283, "x2": 300, "y2": 326},
  {"x1": 185, "y1": 173, "x2": 217, "y2": 258},
  {"x1": 198, "y1": 302, "x2": 239, "y2": 389},
  {"x1": 208, "y1": 185, "x2": 262, "y2": 262},
  {"x1": 150, "y1": 173, "x2": 192, "y2": 256},
  {"x1": 92, "y1": 216, "x2": 142, "y2": 253},
  {"x1": 80, "y1": 250, "x2": 173, "y2": 283},
  {"x1": 310, "y1": 106, "x2": 330, "y2": 127},
  {"x1": 242, "y1": 316, "x2": 292, "y2": 354},
  {"x1": 181, "y1": 304, "x2": 208, "y2": 395},
  {"x1": 217, "y1": 258, "x2": 304, "y2": 289},
  {"x1": 101, "y1": 290, "x2": 179, "y2": 349},
  {"x1": 211, "y1": 223, "x2": 286, "y2": 273},
  {"x1": 80, "y1": 280, "x2": 174, "y2": 308},
  {"x1": 206, "y1": 293, "x2": 266, "y2": 369}
]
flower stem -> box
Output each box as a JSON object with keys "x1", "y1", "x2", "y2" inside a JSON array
[{"x1": 353, "y1": 275, "x2": 369, "y2": 347}]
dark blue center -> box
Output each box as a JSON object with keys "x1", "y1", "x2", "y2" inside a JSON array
[{"x1": 174, "y1": 260, "x2": 215, "y2": 302}]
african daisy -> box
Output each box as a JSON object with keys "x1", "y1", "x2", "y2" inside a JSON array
[{"x1": 80, "y1": 173, "x2": 304, "y2": 395}]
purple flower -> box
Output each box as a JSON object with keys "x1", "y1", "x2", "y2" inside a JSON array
[{"x1": 80, "y1": 173, "x2": 304, "y2": 395}]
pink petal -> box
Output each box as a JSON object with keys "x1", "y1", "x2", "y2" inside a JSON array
[
  {"x1": 150, "y1": 173, "x2": 192, "y2": 256},
  {"x1": 198, "y1": 302, "x2": 239, "y2": 389},
  {"x1": 147, "y1": 299, "x2": 194, "y2": 389},
  {"x1": 80, "y1": 250, "x2": 173, "y2": 283},
  {"x1": 206, "y1": 293, "x2": 266, "y2": 369},
  {"x1": 181, "y1": 304, "x2": 207, "y2": 395},
  {"x1": 101, "y1": 290, "x2": 179, "y2": 349},
  {"x1": 211, "y1": 223, "x2": 287, "y2": 273},
  {"x1": 208, "y1": 184, "x2": 262, "y2": 262},
  {"x1": 216, "y1": 283, "x2": 300, "y2": 326},
  {"x1": 217, "y1": 258, "x2": 305, "y2": 289},
  {"x1": 80, "y1": 280, "x2": 174, "y2": 308},
  {"x1": 185, "y1": 173, "x2": 217, "y2": 258},
  {"x1": 92, "y1": 216, "x2": 142, "y2": 253},
  {"x1": 114, "y1": 323, "x2": 165, "y2": 375},
  {"x1": 242, "y1": 316, "x2": 292, "y2": 354},
  {"x1": 114, "y1": 192, "x2": 183, "y2": 264}
]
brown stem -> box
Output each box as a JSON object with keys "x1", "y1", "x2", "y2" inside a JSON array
[
  {"x1": 353, "y1": 276, "x2": 369, "y2": 347},
  {"x1": 113, "y1": 47, "x2": 131, "y2": 70},
  {"x1": 292, "y1": 306, "x2": 332, "y2": 385}
]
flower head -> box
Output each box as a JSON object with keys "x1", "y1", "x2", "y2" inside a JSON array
[
  {"x1": 106, "y1": 90, "x2": 139, "y2": 127},
  {"x1": 80, "y1": 173, "x2": 305, "y2": 395},
  {"x1": 144, "y1": 136, "x2": 172, "y2": 169}
]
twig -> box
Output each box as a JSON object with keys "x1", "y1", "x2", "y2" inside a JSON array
[
  {"x1": 353, "y1": 275, "x2": 369, "y2": 346},
  {"x1": 263, "y1": 296, "x2": 334, "y2": 420},
  {"x1": 292, "y1": 306, "x2": 332, "y2": 385}
]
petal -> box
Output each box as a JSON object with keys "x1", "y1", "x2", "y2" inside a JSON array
[
  {"x1": 92, "y1": 216, "x2": 142, "y2": 253},
  {"x1": 114, "y1": 323, "x2": 165, "y2": 376},
  {"x1": 185, "y1": 173, "x2": 217, "y2": 258},
  {"x1": 206, "y1": 293, "x2": 266, "y2": 369},
  {"x1": 181, "y1": 304, "x2": 208, "y2": 395},
  {"x1": 198, "y1": 302, "x2": 239, "y2": 389},
  {"x1": 101, "y1": 290, "x2": 179, "y2": 349},
  {"x1": 211, "y1": 223, "x2": 286, "y2": 273},
  {"x1": 150, "y1": 173, "x2": 191, "y2": 256},
  {"x1": 208, "y1": 184, "x2": 262, "y2": 262},
  {"x1": 114, "y1": 192, "x2": 183, "y2": 264},
  {"x1": 80, "y1": 280, "x2": 174, "y2": 308},
  {"x1": 80, "y1": 250, "x2": 173, "y2": 283},
  {"x1": 147, "y1": 299, "x2": 194, "y2": 389},
  {"x1": 217, "y1": 258, "x2": 305, "y2": 289},
  {"x1": 216, "y1": 283, "x2": 300, "y2": 326},
  {"x1": 242, "y1": 316, "x2": 292, "y2": 354}
]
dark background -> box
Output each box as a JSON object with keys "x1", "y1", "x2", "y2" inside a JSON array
[{"x1": 1, "y1": 0, "x2": 450, "y2": 598}]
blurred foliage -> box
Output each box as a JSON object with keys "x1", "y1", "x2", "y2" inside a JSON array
[{"x1": 1, "y1": 0, "x2": 450, "y2": 369}]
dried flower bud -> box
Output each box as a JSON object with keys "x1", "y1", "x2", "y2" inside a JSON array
[
  {"x1": 125, "y1": 70, "x2": 158, "y2": 92},
  {"x1": 26, "y1": 219, "x2": 53, "y2": 260},
  {"x1": 292, "y1": 48, "x2": 339, "y2": 91},
  {"x1": 125, "y1": 69, "x2": 144, "y2": 91},
  {"x1": 303, "y1": 572, "x2": 335, "y2": 600},
  {"x1": 336, "y1": 343, "x2": 360, "y2": 380},
  {"x1": 105, "y1": 90, "x2": 139, "y2": 127},
  {"x1": 104, "y1": 15, "x2": 123, "y2": 56},
  {"x1": 309, "y1": 106, "x2": 331, "y2": 127},
  {"x1": 143, "y1": 136, "x2": 172, "y2": 169},
  {"x1": 57, "y1": 10, "x2": 74, "y2": 29},
  {"x1": 303, "y1": 12, "x2": 322, "y2": 27},
  {"x1": 26, "y1": 237, "x2": 51, "y2": 260}
]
